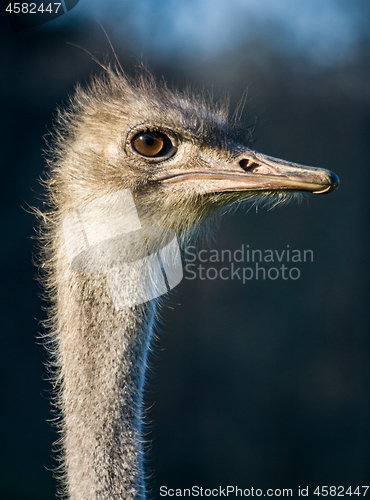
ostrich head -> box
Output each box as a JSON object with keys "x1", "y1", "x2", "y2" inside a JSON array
[{"x1": 47, "y1": 67, "x2": 338, "y2": 240}]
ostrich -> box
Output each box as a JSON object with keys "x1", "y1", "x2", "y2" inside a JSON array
[{"x1": 40, "y1": 65, "x2": 339, "y2": 500}]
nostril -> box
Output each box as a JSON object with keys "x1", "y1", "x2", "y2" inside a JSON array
[
  {"x1": 239, "y1": 159, "x2": 249, "y2": 171},
  {"x1": 239, "y1": 159, "x2": 260, "y2": 172}
]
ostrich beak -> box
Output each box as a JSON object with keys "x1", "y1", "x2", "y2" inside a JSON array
[{"x1": 155, "y1": 149, "x2": 340, "y2": 195}]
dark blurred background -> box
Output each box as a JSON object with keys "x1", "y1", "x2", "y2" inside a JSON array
[{"x1": 1, "y1": 1, "x2": 369, "y2": 498}]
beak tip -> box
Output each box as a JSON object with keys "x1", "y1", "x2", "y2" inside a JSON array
[
  {"x1": 312, "y1": 170, "x2": 340, "y2": 194},
  {"x1": 329, "y1": 170, "x2": 340, "y2": 187}
]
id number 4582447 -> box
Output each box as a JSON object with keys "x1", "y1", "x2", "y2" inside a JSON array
[
  {"x1": 5, "y1": 3, "x2": 62, "y2": 14},
  {"x1": 313, "y1": 486, "x2": 369, "y2": 496}
]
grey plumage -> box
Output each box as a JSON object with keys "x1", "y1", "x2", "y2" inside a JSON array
[{"x1": 39, "y1": 66, "x2": 338, "y2": 499}]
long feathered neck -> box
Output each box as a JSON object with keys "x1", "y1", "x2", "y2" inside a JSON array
[
  {"x1": 40, "y1": 66, "x2": 249, "y2": 499},
  {"x1": 53, "y1": 254, "x2": 156, "y2": 499}
]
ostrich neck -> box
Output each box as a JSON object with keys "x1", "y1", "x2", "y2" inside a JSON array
[{"x1": 57, "y1": 268, "x2": 155, "y2": 500}]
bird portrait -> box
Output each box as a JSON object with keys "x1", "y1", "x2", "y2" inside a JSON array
[
  {"x1": 3, "y1": 2, "x2": 368, "y2": 500},
  {"x1": 39, "y1": 64, "x2": 339, "y2": 499}
]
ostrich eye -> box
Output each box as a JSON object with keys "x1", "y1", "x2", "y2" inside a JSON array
[{"x1": 131, "y1": 131, "x2": 171, "y2": 158}]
